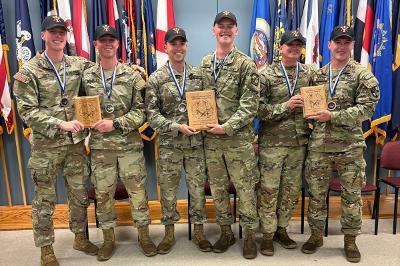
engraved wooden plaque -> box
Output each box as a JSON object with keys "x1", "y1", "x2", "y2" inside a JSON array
[
  {"x1": 300, "y1": 85, "x2": 328, "y2": 117},
  {"x1": 186, "y1": 90, "x2": 218, "y2": 130},
  {"x1": 74, "y1": 96, "x2": 102, "y2": 128}
]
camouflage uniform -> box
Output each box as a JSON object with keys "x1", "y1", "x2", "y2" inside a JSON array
[
  {"x1": 13, "y1": 53, "x2": 92, "y2": 247},
  {"x1": 307, "y1": 59, "x2": 379, "y2": 235},
  {"x1": 258, "y1": 61, "x2": 314, "y2": 234},
  {"x1": 145, "y1": 63, "x2": 207, "y2": 225},
  {"x1": 82, "y1": 63, "x2": 150, "y2": 228},
  {"x1": 201, "y1": 47, "x2": 260, "y2": 230}
]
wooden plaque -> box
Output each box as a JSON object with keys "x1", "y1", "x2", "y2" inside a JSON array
[
  {"x1": 74, "y1": 96, "x2": 102, "y2": 128},
  {"x1": 186, "y1": 90, "x2": 218, "y2": 130},
  {"x1": 300, "y1": 85, "x2": 328, "y2": 117}
]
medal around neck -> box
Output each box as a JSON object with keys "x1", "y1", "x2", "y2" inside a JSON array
[{"x1": 105, "y1": 104, "x2": 115, "y2": 113}]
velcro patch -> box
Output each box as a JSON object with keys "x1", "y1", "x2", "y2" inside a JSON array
[
  {"x1": 251, "y1": 73, "x2": 260, "y2": 86},
  {"x1": 13, "y1": 72, "x2": 31, "y2": 84}
]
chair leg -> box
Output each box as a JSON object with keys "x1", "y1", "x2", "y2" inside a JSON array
[
  {"x1": 233, "y1": 192, "x2": 237, "y2": 223},
  {"x1": 188, "y1": 192, "x2": 192, "y2": 240},
  {"x1": 325, "y1": 190, "x2": 330, "y2": 237},
  {"x1": 374, "y1": 188, "x2": 380, "y2": 235},
  {"x1": 394, "y1": 188, "x2": 399, "y2": 235},
  {"x1": 86, "y1": 223, "x2": 89, "y2": 239},
  {"x1": 301, "y1": 186, "x2": 305, "y2": 234}
]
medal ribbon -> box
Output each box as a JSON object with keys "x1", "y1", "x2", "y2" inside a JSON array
[
  {"x1": 328, "y1": 61, "x2": 348, "y2": 97},
  {"x1": 212, "y1": 49, "x2": 233, "y2": 83},
  {"x1": 167, "y1": 61, "x2": 187, "y2": 101},
  {"x1": 44, "y1": 52, "x2": 66, "y2": 96},
  {"x1": 280, "y1": 62, "x2": 299, "y2": 97},
  {"x1": 100, "y1": 63, "x2": 118, "y2": 101}
]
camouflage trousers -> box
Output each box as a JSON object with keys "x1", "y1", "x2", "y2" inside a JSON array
[
  {"x1": 91, "y1": 149, "x2": 150, "y2": 228},
  {"x1": 204, "y1": 138, "x2": 259, "y2": 230},
  {"x1": 258, "y1": 145, "x2": 306, "y2": 234},
  {"x1": 29, "y1": 142, "x2": 89, "y2": 247},
  {"x1": 305, "y1": 148, "x2": 365, "y2": 236},
  {"x1": 158, "y1": 145, "x2": 207, "y2": 225}
]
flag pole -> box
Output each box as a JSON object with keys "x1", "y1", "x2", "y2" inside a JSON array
[
  {"x1": 372, "y1": 141, "x2": 378, "y2": 198},
  {"x1": 0, "y1": 129, "x2": 13, "y2": 206}
]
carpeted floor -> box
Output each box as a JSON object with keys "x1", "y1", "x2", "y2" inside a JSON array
[{"x1": 1, "y1": 219, "x2": 399, "y2": 265}]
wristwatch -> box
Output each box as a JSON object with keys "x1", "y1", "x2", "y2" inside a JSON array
[{"x1": 112, "y1": 119, "x2": 121, "y2": 130}]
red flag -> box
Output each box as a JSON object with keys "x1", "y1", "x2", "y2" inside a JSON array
[
  {"x1": 155, "y1": 0, "x2": 175, "y2": 68},
  {"x1": 73, "y1": 0, "x2": 90, "y2": 59},
  {"x1": 107, "y1": 0, "x2": 126, "y2": 61},
  {"x1": 0, "y1": 40, "x2": 12, "y2": 134},
  {"x1": 360, "y1": 0, "x2": 375, "y2": 67}
]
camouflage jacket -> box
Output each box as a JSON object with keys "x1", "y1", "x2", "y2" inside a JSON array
[
  {"x1": 258, "y1": 61, "x2": 315, "y2": 147},
  {"x1": 145, "y1": 63, "x2": 203, "y2": 148},
  {"x1": 83, "y1": 63, "x2": 146, "y2": 150},
  {"x1": 13, "y1": 53, "x2": 92, "y2": 148},
  {"x1": 310, "y1": 59, "x2": 379, "y2": 152},
  {"x1": 200, "y1": 47, "x2": 260, "y2": 141}
]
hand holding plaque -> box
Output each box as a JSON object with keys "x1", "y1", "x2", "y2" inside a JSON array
[
  {"x1": 300, "y1": 85, "x2": 328, "y2": 117},
  {"x1": 186, "y1": 90, "x2": 218, "y2": 130},
  {"x1": 74, "y1": 96, "x2": 102, "y2": 128}
]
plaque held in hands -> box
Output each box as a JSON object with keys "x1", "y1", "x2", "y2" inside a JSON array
[
  {"x1": 186, "y1": 90, "x2": 218, "y2": 130},
  {"x1": 300, "y1": 85, "x2": 328, "y2": 117},
  {"x1": 74, "y1": 96, "x2": 102, "y2": 128}
]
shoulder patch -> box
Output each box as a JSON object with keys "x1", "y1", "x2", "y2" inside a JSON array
[
  {"x1": 13, "y1": 72, "x2": 31, "y2": 84},
  {"x1": 135, "y1": 78, "x2": 146, "y2": 90},
  {"x1": 251, "y1": 73, "x2": 260, "y2": 87}
]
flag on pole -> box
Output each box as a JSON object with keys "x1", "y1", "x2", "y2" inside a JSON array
[
  {"x1": 0, "y1": 1, "x2": 12, "y2": 133},
  {"x1": 272, "y1": 0, "x2": 287, "y2": 60},
  {"x1": 155, "y1": 0, "x2": 175, "y2": 68},
  {"x1": 388, "y1": 0, "x2": 400, "y2": 139},
  {"x1": 73, "y1": 0, "x2": 90, "y2": 59},
  {"x1": 143, "y1": 0, "x2": 157, "y2": 74},
  {"x1": 16, "y1": 0, "x2": 36, "y2": 68},
  {"x1": 319, "y1": 0, "x2": 340, "y2": 67},
  {"x1": 91, "y1": 0, "x2": 107, "y2": 61},
  {"x1": 365, "y1": 0, "x2": 393, "y2": 144},
  {"x1": 338, "y1": 0, "x2": 353, "y2": 26},
  {"x1": 357, "y1": 0, "x2": 375, "y2": 66},
  {"x1": 121, "y1": 0, "x2": 133, "y2": 63},
  {"x1": 300, "y1": 0, "x2": 320, "y2": 68},
  {"x1": 40, "y1": 0, "x2": 57, "y2": 21},
  {"x1": 107, "y1": 0, "x2": 125, "y2": 61},
  {"x1": 57, "y1": 0, "x2": 77, "y2": 56},
  {"x1": 286, "y1": 0, "x2": 301, "y2": 31},
  {"x1": 249, "y1": 0, "x2": 272, "y2": 68}
]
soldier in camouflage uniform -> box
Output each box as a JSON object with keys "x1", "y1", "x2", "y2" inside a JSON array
[
  {"x1": 258, "y1": 31, "x2": 314, "y2": 256},
  {"x1": 13, "y1": 16, "x2": 98, "y2": 266},
  {"x1": 146, "y1": 27, "x2": 211, "y2": 254},
  {"x1": 82, "y1": 25, "x2": 157, "y2": 261},
  {"x1": 200, "y1": 11, "x2": 260, "y2": 259},
  {"x1": 301, "y1": 26, "x2": 379, "y2": 263}
]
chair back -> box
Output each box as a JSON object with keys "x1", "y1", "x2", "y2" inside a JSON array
[{"x1": 380, "y1": 141, "x2": 400, "y2": 170}]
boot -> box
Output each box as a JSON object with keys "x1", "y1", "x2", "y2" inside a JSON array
[
  {"x1": 301, "y1": 229, "x2": 323, "y2": 254},
  {"x1": 40, "y1": 245, "x2": 59, "y2": 266},
  {"x1": 344, "y1": 235, "x2": 361, "y2": 263},
  {"x1": 243, "y1": 228, "x2": 257, "y2": 259},
  {"x1": 138, "y1": 225, "x2": 157, "y2": 257},
  {"x1": 274, "y1": 226, "x2": 297, "y2": 249},
  {"x1": 260, "y1": 233, "x2": 274, "y2": 256},
  {"x1": 213, "y1": 225, "x2": 236, "y2": 253},
  {"x1": 157, "y1": 224, "x2": 175, "y2": 254},
  {"x1": 97, "y1": 228, "x2": 115, "y2": 261},
  {"x1": 73, "y1": 232, "x2": 99, "y2": 255},
  {"x1": 192, "y1": 224, "x2": 212, "y2": 252}
]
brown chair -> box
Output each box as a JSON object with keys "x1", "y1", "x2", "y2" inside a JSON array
[
  {"x1": 325, "y1": 177, "x2": 379, "y2": 236},
  {"x1": 377, "y1": 140, "x2": 400, "y2": 234},
  {"x1": 187, "y1": 180, "x2": 237, "y2": 240},
  {"x1": 86, "y1": 181, "x2": 129, "y2": 238}
]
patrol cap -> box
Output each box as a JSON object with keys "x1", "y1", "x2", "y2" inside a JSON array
[
  {"x1": 41, "y1": 16, "x2": 67, "y2": 31},
  {"x1": 94, "y1": 25, "x2": 118, "y2": 40},
  {"x1": 164, "y1": 27, "x2": 187, "y2": 43},
  {"x1": 280, "y1": 30, "x2": 306, "y2": 45},
  {"x1": 213, "y1": 10, "x2": 237, "y2": 26},
  {"x1": 330, "y1": 25, "x2": 354, "y2": 41}
]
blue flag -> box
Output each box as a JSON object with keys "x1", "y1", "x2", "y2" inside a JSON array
[
  {"x1": 90, "y1": 0, "x2": 107, "y2": 61},
  {"x1": 319, "y1": 0, "x2": 340, "y2": 67},
  {"x1": 338, "y1": 0, "x2": 352, "y2": 26},
  {"x1": 135, "y1": 0, "x2": 145, "y2": 68},
  {"x1": 272, "y1": 0, "x2": 287, "y2": 61},
  {"x1": 368, "y1": 0, "x2": 393, "y2": 144},
  {"x1": 16, "y1": 0, "x2": 36, "y2": 68},
  {"x1": 286, "y1": 0, "x2": 301, "y2": 31},
  {"x1": 249, "y1": 0, "x2": 272, "y2": 67},
  {"x1": 40, "y1": 0, "x2": 57, "y2": 21},
  {"x1": 388, "y1": 0, "x2": 400, "y2": 139},
  {"x1": 143, "y1": 0, "x2": 157, "y2": 75}
]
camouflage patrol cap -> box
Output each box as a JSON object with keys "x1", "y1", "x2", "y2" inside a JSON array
[
  {"x1": 164, "y1": 27, "x2": 187, "y2": 43},
  {"x1": 94, "y1": 25, "x2": 118, "y2": 40},
  {"x1": 41, "y1": 16, "x2": 67, "y2": 31},
  {"x1": 214, "y1": 10, "x2": 237, "y2": 26},
  {"x1": 280, "y1": 30, "x2": 305, "y2": 45},
  {"x1": 330, "y1": 25, "x2": 354, "y2": 41}
]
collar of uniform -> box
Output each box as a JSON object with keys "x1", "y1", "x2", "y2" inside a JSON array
[
  {"x1": 38, "y1": 52, "x2": 71, "y2": 69},
  {"x1": 92, "y1": 62, "x2": 122, "y2": 79},
  {"x1": 218, "y1": 46, "x2": 237, "y2": 66}
]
